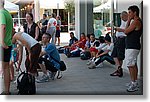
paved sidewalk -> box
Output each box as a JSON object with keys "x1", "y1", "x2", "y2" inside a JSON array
[{"x1": 10, "y1": 53, "x2": 143, "y2": 95}]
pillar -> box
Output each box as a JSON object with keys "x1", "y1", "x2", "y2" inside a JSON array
[{"x1": 75, "y1": 0, "x2": 93, "y2": 39}]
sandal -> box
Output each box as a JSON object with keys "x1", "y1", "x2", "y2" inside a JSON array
[{"x1": 110, "y1": 70, "x2": 120, "y2": 76}]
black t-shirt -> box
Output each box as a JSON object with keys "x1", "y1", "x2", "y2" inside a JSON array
[
  {"x1": 69, "y1": 37, "x2": 78, "y2": 46},
  {"x1": 23, "y1": 22, "x2": 38, "y2": 38},
  {"x1": 41, "y1": 19, "x2": 48, "y2": 34},
  {"x1": 23, "y1": 22, "x2": 41, "y2": 41},
  {"x1": 126, "y1": 19, "x2": 143, "y2": 50}
]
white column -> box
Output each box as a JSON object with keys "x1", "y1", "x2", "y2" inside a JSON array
[
  {"x1": 57, "y1": 3, "x2": 59, "y2": 16},
  {"x1": 68, "y1": 12, "x2": 70, "y2": 32},
  {"x1": 75, "y1": 0, "x2": 80, "y2": 39},
  {"x1": 34, "y1": 0, "x2": 40, "y2": 22}
]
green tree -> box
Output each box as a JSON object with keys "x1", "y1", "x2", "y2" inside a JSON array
[{"x1": 64, "y1": 0, "x2": 75, "y2": 15}]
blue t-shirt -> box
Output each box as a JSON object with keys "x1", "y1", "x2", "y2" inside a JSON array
[{"x1": 45, "y1": 43, "x2": 60, "y2": 69}]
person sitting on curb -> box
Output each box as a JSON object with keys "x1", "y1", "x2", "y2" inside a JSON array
[
  {"x1": 64, "y1": 32, "x2": 78, "y2": 55},
  {"x1": 66, "y1": 33, "x2": 86, "y2": 57},
  {"x1": 88, "y1": 34, "x2": 115, "y2": 69}
]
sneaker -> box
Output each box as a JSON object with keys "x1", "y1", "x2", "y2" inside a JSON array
[
  {"x1": 96, "y1": 63, "x2": 103, "y2": 68},
  {"x1": 126, "y1": 81, "x2": 138, "y2": 87},
  {"x1": 47, "y1": 70, "x2": 52, "y2": 79},
  {"x1": 88, "y1": 62, "x2": 96, "y2": 69},
  {"x1": 50, "y1": 72, "x2": 56, "y2": 80},
  {"x1": 127, "y1": 82, "x2": 138, "y2": 92},
  {"x1": 36, "y1": 75, "x2": 49, "y2": 83},
  {"x1": 87, "y1": 60, "x2": 92, "y2": 65},
  {"x1": 110, "y1": 70, "x2": 120, "y2": 76},
  {"x1": 1, "y1": 92, "x2": 11, "y2": 95},
  {"x1": 57, "y1": 71, "x2": 63, "y2": 79}
]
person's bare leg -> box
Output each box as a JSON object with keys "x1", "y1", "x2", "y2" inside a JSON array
[
  {"x1": 38, "y1": 64, "x2": 47, "y2": 75},
  {"x1": 114, "y1": 58, "x2": 120, "y2": 69},
  {"x1": 128, "y1": 66, "x2": 135, "y2": 82},
  {"x1": 58, "y1": 37, "x2": 60, "y2": 46},
  {"x1": 93, "y1": 52, "x2": 96, "y2": 58},
  {"x1": 55, "y1": 37, "x2": 57, "y2": 45},
  {"x1": 3, "y1": 62, "x2": 10, "y2": 94},
  {"x1": 134, "y1": 63, "x2": 138, "y2": 81},
  {"x1": 9, "y1": 61, "x2": 14, "y2": 81}
]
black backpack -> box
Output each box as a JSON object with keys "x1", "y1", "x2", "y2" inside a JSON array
[{"x1": 17, "y1": 71, "x2": 36, "y2": 95}]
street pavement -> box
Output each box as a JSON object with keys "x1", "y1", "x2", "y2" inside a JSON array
[{"x1": 10, "y1": 53, "x2": 143, "y2": 95}]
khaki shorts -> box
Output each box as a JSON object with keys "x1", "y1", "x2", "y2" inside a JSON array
[{"x1": 125, "y1": 49, "x2": 140, "y2": 67}]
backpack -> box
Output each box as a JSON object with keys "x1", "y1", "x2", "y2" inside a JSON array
[
  {"x1": 17, "y1": 71, "x2": 36, "y2": 95},
  {"x1": 80, "y1": 51, "x2": 91, "y2": 60}
]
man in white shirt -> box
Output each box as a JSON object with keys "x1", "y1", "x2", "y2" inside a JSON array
[
  {"x1": 46, "y1": 13, "x2": 57, "y2": 44},
  {"x1": 110, "y1": 11, "x2": 128, "y2": 77}
]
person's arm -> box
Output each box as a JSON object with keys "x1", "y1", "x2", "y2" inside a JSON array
[
  {"x1": 17, "y1": 44, "x2": 23, "y2": 70},
  {"x1": 124, "y1": 20, "x2": 137, "y2": 34},
  {"x1": 46, "y1": 23, "x2": 50, "y2": 32},
  {"x1": 0, "y1": 13, "x2": 9, "y2": 49},
  {"x1": 0, "y1": 24, "x2": 8, "y2": 49},
  {"x1": 46, "y1": 19, "x2": 51, "y2": 32},
  {"x1": 96, "y1": 50, "x2": 109, "y2": 58},
  {"x1": 116, "y1": 27, "x2": 125, "y2": 32},
  {"x1": 35, "y1": 26, "x2": 39, "y2": 40},
  {"x1": 39, "y1": 50, "x2": 46, "y2": 57}
]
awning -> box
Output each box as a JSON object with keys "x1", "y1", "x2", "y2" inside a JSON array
[
  {"x1": 93, "y1": 2, "x2": 110, "y2": 13},
  {"x1": 4, "y1": 0, "x2": 19, "y2": 12},
  {"x1": 39, "y1": 0, "x2": 65, "y2": 9}
]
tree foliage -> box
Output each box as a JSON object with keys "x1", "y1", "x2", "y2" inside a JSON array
[{"x1": 64, "y1": 0, "x2": 75, "y2": 14}]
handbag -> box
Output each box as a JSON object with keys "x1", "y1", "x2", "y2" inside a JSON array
[{"x1": 50, "y1": 55, "x2": 67, "y2": 71}]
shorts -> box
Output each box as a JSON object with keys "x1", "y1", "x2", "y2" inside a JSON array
[
  {"x1": 89, "y1": 47, "x2": 98, "y2": 53},
  {"x1": 0, "y1": 46, "x2": 12, "y2": 62},
  {"x1": 47, "y1": 27, "x2": 56, "y2": 36},
  {"x1": 111, "y1": 37, "x2": 125, "y2": 60},
  {"x1": 125, "y1": 49, "x2": 140, "y2": 67},
  {"x1": 55, "y1": 30, "x2": 60, "y2": 37}
]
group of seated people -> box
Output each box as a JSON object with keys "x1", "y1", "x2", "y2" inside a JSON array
[{"x1": 63, "y1": 32, "x2": 115, "y2": 69}]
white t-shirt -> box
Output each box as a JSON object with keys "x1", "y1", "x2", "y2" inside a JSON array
[
  {"x1": 102, "y1": 43, "x2": 114, "y2": 56},
  {"x1": 48, "y1": 18, "x2": 57, "y2": 27},
  {"x1": 17, "y1": 32, "x2": 38, "y2": 48},
  {"x1": 96, "y1": 43, "x2": 107, "y2": 51},
  {"x1": 116, "y1": 20, "x2": 127, "y2": 37},
  {"x1": 90, "y1": 40, "x2": 99, "y2": 47}
]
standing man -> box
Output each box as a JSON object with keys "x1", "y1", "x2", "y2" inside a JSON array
[
  {"x1": 110, "y1": 11, "x2": 128, "y2": 77},
  {"x1": 46, "y1": 13, "x2": 57, "y2": 44},
  {"x1": 0, "y1": 0, "x2": 13, "y2": 95},
  {"x1": 124, "y1": 5, "x2": 142, "y2": 92},
  {"x1": 38, "y1": 14, "x2": 48, "y2": 34}
]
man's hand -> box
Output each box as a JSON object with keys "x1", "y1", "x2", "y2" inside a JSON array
[{"x1": 2, "y1": 43, "x2": 9, "y2": 49}]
